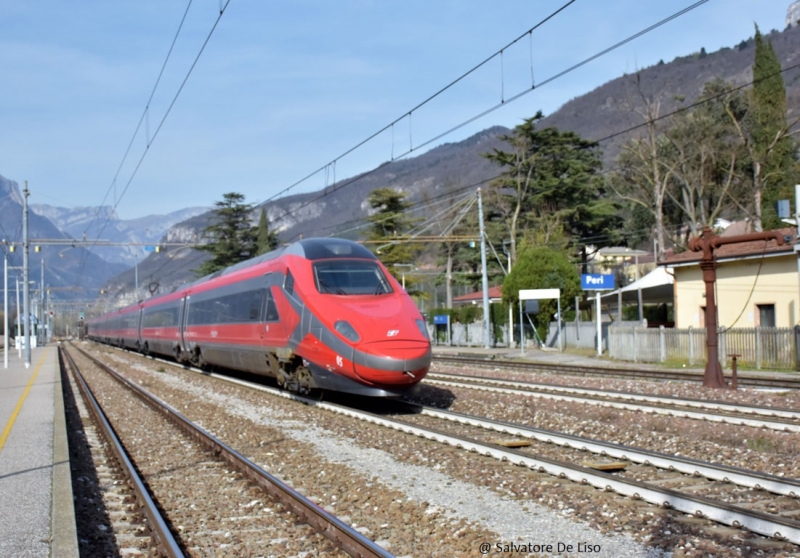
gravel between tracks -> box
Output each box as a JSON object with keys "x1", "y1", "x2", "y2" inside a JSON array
[
  {"x1": 84, "y1": 344, "x2": 669, "y2": 557},
  {"x1": 426, "y1": 364, "x2": 800, "y2": 483}
]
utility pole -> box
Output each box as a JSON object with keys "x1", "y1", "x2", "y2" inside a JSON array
[
  {"x1": 3, "y1": 250, "x2": 7, "y2": 369},
  {"x1": 477, "y1": 188, "x2": 490, "y2": 349},
  {"x1": 16, "y1": 277, "x2": 20, "y2": 359},
  {"x1": 22, "y1": 181, "x2": 31, "y2": 367},
  {"x1": 40, "y1": 258, "x2": 44, "y2": 346}
]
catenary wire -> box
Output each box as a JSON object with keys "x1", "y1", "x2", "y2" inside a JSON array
[
  {"x1": 77, "y1": 0, "x2": 232, "y2": 286},
  {"x1": 259, "y1": 0, "x2": 710, "y2": 236}
]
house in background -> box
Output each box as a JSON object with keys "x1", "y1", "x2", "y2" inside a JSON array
[
  {"x1": 662, "y1": 227, "x2": 799, "y2": 329},
  {"x1": 452, "y1": 285, "x2": 503, "y2": 307}
]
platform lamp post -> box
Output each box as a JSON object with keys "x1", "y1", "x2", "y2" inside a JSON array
[{"x1": 689, "y1": 226, "x2": 785, "y2": 388}]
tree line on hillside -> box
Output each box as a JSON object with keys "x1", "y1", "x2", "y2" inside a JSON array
[{"x1": 194, "y1": 26, "x2": 798, "y2": 338}]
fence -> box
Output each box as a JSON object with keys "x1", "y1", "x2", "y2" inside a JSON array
[
  {"x1": 607, "y1": 326, "x2": 796, "y2": 370},
  {"x1": 432, "y1": 319, "x2": 799, "y2": 370}
]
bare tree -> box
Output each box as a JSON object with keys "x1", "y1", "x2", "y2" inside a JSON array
[{"x1": 607, "y1": 77, "x2": 674, "y2": 260}]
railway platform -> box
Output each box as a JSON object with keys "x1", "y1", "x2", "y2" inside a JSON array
[
  {"x1": 430, "y1": 344, "x2": 800, "y2": 384},
  {"x1": 0, "y1": 344, "x2": 78, "y2": 558}
]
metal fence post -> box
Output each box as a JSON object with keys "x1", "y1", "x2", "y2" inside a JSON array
[
  {"x1": 659, "y1": 325, "x2": 666, "y2": 363},
  {"x1": 688, "y1": 326, "x2": 694, "y2": 365}
]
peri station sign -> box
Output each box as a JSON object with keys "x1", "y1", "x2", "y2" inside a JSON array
[{"x1": 581, "y1": 274, "x2": 615, "y2": 291}]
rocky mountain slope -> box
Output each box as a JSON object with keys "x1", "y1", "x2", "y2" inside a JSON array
[
  {"x1": 32, "y1": 203, "x2": 209, "y2": 267},
  {"x1": 0, "y1": 175, "x2": 128, "y2": 296},
  {"x1": 12, "y1": 22, "x2": 800, "y2": 305},
  {"x1": 112, "y1": 25, "x2": 800, "y2": 299}
]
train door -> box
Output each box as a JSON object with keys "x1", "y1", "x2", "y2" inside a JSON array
[
  {"x1": 179, "y1": 295, "x2": 188, "y2": 354},
  {"x1": 137, "y1": 306, "x2": 144, "y2": 348},
  {"x1": 262, "y1": 274, "x2": 288, "y2": 349}
]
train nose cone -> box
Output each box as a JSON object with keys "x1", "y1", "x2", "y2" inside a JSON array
[{"x1": 353, "y1": 340, "x2": 431, "y2": 385}]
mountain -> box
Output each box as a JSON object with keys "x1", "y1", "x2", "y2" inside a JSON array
[
  {"x1": 0, "y1": 175, "x2": 129, "y2": 299},
  {"x1": 31, "y1": 203, "x2": 210, "y2": 267},
  {"x1": 100, "y1": 126, "x2": 512, "y2": 303},
  {"x1": 536, "y1": 25, "x2": 800, "y2": 166},
  {"x1": 90, "y1": 23, "x2": 800, "y2": 303}
]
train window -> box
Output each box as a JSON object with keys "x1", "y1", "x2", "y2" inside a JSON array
[
  {"x1": 284, "y1": 270, "x2": 295, "y2": 295},
  {"x1": 143, "y1": 306, "x2": 179, "y2": 328},
  {"x1": 313, "y1": 260, "x2": 393, "y2": 295},
  {"x1": 187, "y1": 288, "x2": 267, "y2": 325},
  {"x1": 265, "y1": 290, "x2": 280, "y2": 322}
]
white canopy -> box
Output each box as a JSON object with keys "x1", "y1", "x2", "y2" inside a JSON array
[{"x1": 601, "y1": 267, "x2": 674, "y2": 304}]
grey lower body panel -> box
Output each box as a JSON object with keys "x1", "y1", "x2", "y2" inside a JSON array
[{"x1": 305, "y1": 362, "x2": 420, "y2": 397}]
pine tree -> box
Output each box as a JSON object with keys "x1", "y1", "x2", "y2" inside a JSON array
[
  {"x1": 366, "y1": 188, "x2": 417, "y2": 285},
  {"x1": 194, "y1": 192, "x2": 258, "y2": 276},
  {"x1": 255, "y1": 208, "x2": 279, "y2": 255},
  {"x1": 484, "y1": 112, "x2": 620, "y2": 264}
]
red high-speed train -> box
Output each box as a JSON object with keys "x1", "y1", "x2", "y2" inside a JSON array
[{"x1": 87, "y1": 238, "x2": 431, "y2": 397}]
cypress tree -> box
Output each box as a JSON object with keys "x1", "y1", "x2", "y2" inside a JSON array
[{"x1": 752, "y1": 25, "x2": 794, "y2": 228}]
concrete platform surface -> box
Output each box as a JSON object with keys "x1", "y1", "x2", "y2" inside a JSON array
[{"x1": 0, "y1": 345, "x2": 77, "y2": 558}]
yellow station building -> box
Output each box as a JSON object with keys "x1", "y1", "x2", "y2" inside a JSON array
[{"x1": 663, "y1": 227, "x2": 800, "y2": 329}]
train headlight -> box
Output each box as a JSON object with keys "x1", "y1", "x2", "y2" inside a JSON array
[
  {"x1": 415, "y1": 319, "x2": 429, "y2": 339},
  {"x1": 334, "y1": 320, "x2": 360, "y2": 343}
]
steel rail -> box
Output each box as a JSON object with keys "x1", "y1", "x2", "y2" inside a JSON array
[
  {"x1": 427, "y1": 378, "x2": 800, "y2": 433},
  {"x1": 428, "y1": 372, "x2": 800, "y2": 421},
  {"x1": 68, "y1": 344, "x2": 393, "y2": 558},
  {"x1": 85, "y1": 343, "x2": 800, "y2": 544},
  {"x1": 59, "y1": 347, "x2": 185, "y2": 558},
  {"x1": 312, "y1": 401, "x2": 800, "y2": 544},
  {"x1": 432, "y1": 354, "x2": 800, "y2": 389},
  {"x1": 417, "y1": 405, "x2": 800, "y2": 497}
]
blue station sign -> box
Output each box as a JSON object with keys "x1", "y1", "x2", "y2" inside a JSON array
[
  {"x1": 581, "y1": 274, "x2": 615, "y2": 291},
  {"x1": 433, "y1": 315, "x2": 450, "y2": 325}
]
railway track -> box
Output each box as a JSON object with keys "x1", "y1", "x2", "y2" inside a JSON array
[
  {"x1": 317, "y1": 403, "x2": 800, "y2": 546},
  {"x1": 63, "y1": 344, "x2": 391, "y2": 557},
  {"x1": 432, "y1": 354, "x2": 800, "y2": 390},
  {"x1": 61, "y1": 347, "x2": 179, "y2": 557},
  {"x1": 80, "y1": 341, "x2": 800, "y2": 554},
  {"x1": 426, "y1": 372, "x2": 800, "y2": 432}
]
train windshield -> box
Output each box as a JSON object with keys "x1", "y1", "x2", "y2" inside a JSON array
[{"x1": 313, "y1": 260, "x2": 394, "y2": 295}]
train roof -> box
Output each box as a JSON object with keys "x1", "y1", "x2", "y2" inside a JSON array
[
  {"x1": 92, "y1": 238, "x2": 378, "y2": 321},
  {"x1": 186, "y1": 238, "x2": 377, "y2": 289}
]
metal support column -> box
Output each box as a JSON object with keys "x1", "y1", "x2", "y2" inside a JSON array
[{"x1": 22, "y1": 181, "x2": 31, "y2": 367}]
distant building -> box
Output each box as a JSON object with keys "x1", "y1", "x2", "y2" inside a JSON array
[
  {"x1": 452, "y1": 285, "x2": 503, "y2": 307},
  {"x1": 787, "y1": 1, "x2": 800, "y2": 27}
]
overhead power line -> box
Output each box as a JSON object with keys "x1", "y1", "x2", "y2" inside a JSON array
[
  {"x1": 309, "y1": 57, "x2": 800, "y2": 249},
  {"x1": 257, "y1": 0, "x2": 579, "y2": 207},
  {"x1": 266, "y1": 0, "x2": 709, "y2": 239},
  {"x1": 78, "y1": 0, "x2": 232, "y2": 285}
]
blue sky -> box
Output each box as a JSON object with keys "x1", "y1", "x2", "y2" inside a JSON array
[{"x1": 0, "y1": 0, "x2": 794, "y2": 219}]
